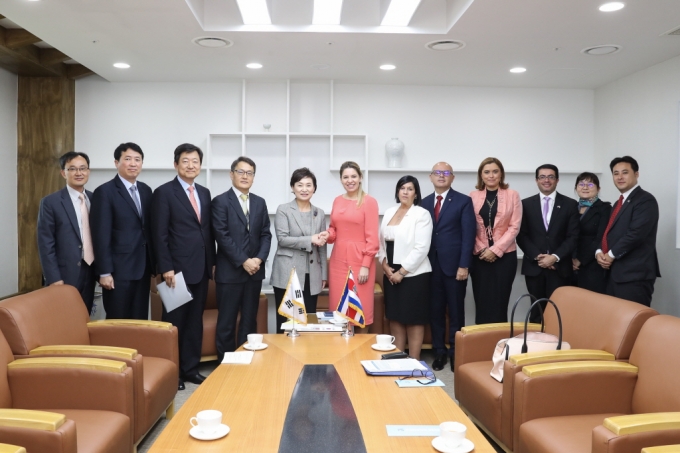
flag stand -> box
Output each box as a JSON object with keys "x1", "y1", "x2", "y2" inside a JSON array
[
  {"x1": 287, "y1": 315, "x2": 300, "y2": 338},
  {"x1": 341, "y1": 322, "x2": 354, "y2": 338}
]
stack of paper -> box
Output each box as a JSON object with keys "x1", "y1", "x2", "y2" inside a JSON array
[
  {"x1": 221, "y1": 351, "x2": 254, "y2": 364},
  {"x1": 361, "y1": 358, "x2": 427, "y2": 374}
]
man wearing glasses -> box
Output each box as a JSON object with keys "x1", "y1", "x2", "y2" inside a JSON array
[
  {"x1": 37, "y1": 152, "x2": 97, "y2": 313},
  {"x1": 211, "y1": 157, "x2": 271, "y2": 361},
  {"x1": 517, "y1": 164, "x2": 579, "y2": 322},
  {"x1": 423, "y1": 162, "x2": 476, "y2": 372}
]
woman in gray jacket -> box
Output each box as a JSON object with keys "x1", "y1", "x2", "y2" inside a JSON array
[{"x1": 270, "y1": 168, "x2": 328, "y2": 332}]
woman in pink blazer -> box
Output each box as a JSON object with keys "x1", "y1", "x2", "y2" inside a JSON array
[{"x1": 469, "y1": 157, "x2": 522, "y2": 324}]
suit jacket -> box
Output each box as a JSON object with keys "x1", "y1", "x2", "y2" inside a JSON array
[
  {"x1": 377, "y1": 204, "x2": 432, "y2": 277},
  {"x1": 605, "y1": 186, "x2": 660, "y2": 283},
  {"x1": 212, "y1": 188, "x2": 272, "y2": 284},
  {"x1": 422, "y1": 188, "x2": 476, "y2": 277},
  {"x1": 269, "y1": 200, "x2": 328, "y2": 294},
  {"x1": 516, "y1": 192, "x2": 579, "y2": 278},
  {"x1": 151, "y1": 178, "x2": 216, "y2": 285},
  {"x1": 575, "y1": 199, "x2": 612, "y2": 267},
  {"x1": 37, "y1": 187, "x2": 94, "y2": 285},
  {"x1": 90, "y1": 175, "x2": 154, "y2": 281},
  {"x1": 470, "y1": 188, "x2": 522, "y2": 257}
]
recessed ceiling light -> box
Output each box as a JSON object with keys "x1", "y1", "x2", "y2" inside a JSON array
[
  {"x1": 425, "y1": 40, "x2": 466, "y2": 51},
  {"x1": 113, "y1": 62, "x2": 130, "y2": 69},
  {"x1": 509, "y1": 67, "x2": 526, "y2": 73},
  {"x1": 246, "y1": 63, "x2": 263, "y2": 69},
  {"x1": 192, "y1": 37, "x2": 233, "y2": 48},
  {"x1": 599, "y1": 2, "x2": 624, "y2": 12},
  {"x1": 235, "y1": 0, "x2": 271, "y2": 25},
  {"x1": 582, "y1": 45, "x2": 621, "y2": 55},
  {"x1": 380, "y1": 64, "x2": 396, "y2": 71},
  {"x1": 381, "y1": 0, "x2": 422, "y2": 27},
  {"x1": 313, "y1": 0, "x2": 343, "y2": 25}
]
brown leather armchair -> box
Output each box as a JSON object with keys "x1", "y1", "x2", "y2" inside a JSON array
[
  {"x1": 454, "y1": 287, "x2": 658, "y2": 451},
  {"x1": 513, "y1": 315, "x2": 680, "y2": 453},
  {"x1": 0, "y1": 286, "x2": 178, "y2": 448},
  {"x1": 0, "y1": 327, "x2": 134, "y2": 453}
]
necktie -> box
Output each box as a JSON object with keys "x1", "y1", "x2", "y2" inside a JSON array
[
  {"x1": 188, "y1": 186, "x2": 200, "y2": 221},
  {"x1": 601, "y1": 195, "x2": 624, "y2": 254},
  {"x1": 240, "y1": 193, "x2": 249, "y2": 230},
  {"x1": 434, "y1": 195, "x2": 443, "y2": 222},
  {"x1": 129, "y1": 185, "x2": 142, "y2": 216},
  {"x1": 79, "y1": 194, "x2": 94, "y2": 265},
  {"x1": 542, "y1": 196, "x2": 550, "y2": 230}
]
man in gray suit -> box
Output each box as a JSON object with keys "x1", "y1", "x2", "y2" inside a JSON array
[{"x1": 212, "y1": 157, "x2": 272, "y2": 360}]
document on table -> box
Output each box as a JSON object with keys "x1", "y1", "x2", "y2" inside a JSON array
[
  {"x1": 156, "y1": 272, "x2": 193, "y2": 312},
  {"x1": 361, "y1": 358, "x2": 427, "y2": 373},
  {"x1": 221, "y1": 351, "x2": 254, "y2": 364},
  {"x1": 280, "y1": 322, "x2": 344, "y2": 332}
]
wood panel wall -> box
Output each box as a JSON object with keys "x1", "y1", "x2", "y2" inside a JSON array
[{"x1": 17, "y1": 76, "x2": 75, "y2": 292}]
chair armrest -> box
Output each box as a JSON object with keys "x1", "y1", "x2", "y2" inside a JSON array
[
  {"x1": 0, "y1": 409, "x2": 65, "y2": 431},
  {"x1": 0, "y1": 409, "x2": 76, "y2": 453},
  {"x1": 591, "y1": 415, "x2": 680, "y2": 453},
  {"x1": 522, "y1": 361, "x2": 637, "y2": 378},
  {"x1": 455, "y1": 323, "x2": 542, "y2": 367},
  {"x1": 0, "y1": 444, "x2": 26, "y2": 453},
  {"x1": 642, "y1": 446, "x2": 680, "y2": 453},
  {"x1": 509, "y1": 349, "x2": 615, "y2": 366},
  {"x1": 30, "y1": 345, "x2": 138, "y2": 360},
  {"x1": 604, "y1": 413, "x2": 680, "y2": 436}
]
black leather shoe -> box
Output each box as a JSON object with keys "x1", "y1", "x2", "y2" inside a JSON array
[
  {"x1": 432, "y1": 354, "x2": 448, "y2": 371},
  {"x1": 183, "y1": 373, "x2": 206, "y2": 385},
  {"x1": 178, "y1": 379, "x2": 185, "y2": 391},
  {"x1": 450, "y1": 355, "x2": 455, "y2": 372}
]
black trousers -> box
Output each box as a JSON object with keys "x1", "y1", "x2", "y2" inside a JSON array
[
  {"x1": 162, "y1": 277, "x2": 208, "y2": 377},
  {"x1": 102, "y1": 276, "x2": 150, "y2": 320},
  {"x1": 274, "y1": 274, "x2": 318, "y2": 333},
  {"x1": 524, "y1": 269, "x2": 570, "y2": 323},
  {"x1": 430, "y1": 259, "x2": 466, "y2": 357},
  {"x1": 606, "y1": 278, "x2": 655, "y2": 307},
  {"x1": 215, "y1": 279, "x2": 262, "y2": 361},
  {"x1": 471, "y1": 251, "x2": 517, "y2": 324},
  {"x1": 75, "y1": 260, "x2": 96, "y2": 315}
]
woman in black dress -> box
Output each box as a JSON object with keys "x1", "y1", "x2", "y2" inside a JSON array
[{"x1": 572, "y1": 172, "x2": 611, "y2": 293}]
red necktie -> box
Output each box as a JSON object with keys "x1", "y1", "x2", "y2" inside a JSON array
[
  {"x1": 188, "y1": 186, "x2": 200, "y2": 221},
  {"x1": 434, "y1": 195, "x2": 443, "y2": 222},
  {"x1": 601, "y1": 195, "x2": 624, "y2": 253}
]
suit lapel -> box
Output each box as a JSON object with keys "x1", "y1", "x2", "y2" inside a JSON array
[
  {"x1": 610, "y1": 186, "x2": 639, "y2": 229},
  {"x1": 580, "y1": 199, "x2": 599, "y2": 223},
  {"x1": 547, "y1": 193, "x2": 564, "y2": 232},
  {"x1": 197, "y1": 184, "x2": 210, "y2": 226},
  {"x1": 114, "y1": 176, "x2": 142, "y2": 222},
  {"x1": 436, "y1": 189, "x2": 454, "y2": 224},
  {"x1": 60, "y1": 188, "x2": 82, "y2": 243},
  {"x1": 228, "y1": 189, "x2": 249, "y2": 227},
  {"x1": 173, "y1": 179, "x2": 200, "y2": 224},
  {"x1": 289, "y1": 201, "x2": 305, "y2": 233}
]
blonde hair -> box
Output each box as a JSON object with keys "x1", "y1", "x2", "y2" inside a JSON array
[
  {"x1": 339, "y1": 161, "x2": 366, "y2": 207},
  {"x1": 475, "y1": 157, "x2": 509, "y2": 190}
]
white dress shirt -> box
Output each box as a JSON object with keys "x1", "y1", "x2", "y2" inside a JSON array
[
  {"x1": 66, "y1": 185, "x2": 90, "y2": 240},
  {"x1": 177, "y1": 176, "x2": 201, "y2": 216}
]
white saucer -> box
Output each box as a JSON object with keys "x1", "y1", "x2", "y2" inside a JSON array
[
  {"x1": 431, "y1": 437, "x2": 474, "y2": 453},
  {"x1": 331, "y1": 319, "x2": 348, "y2": 325},
  {"x1": 243, "y1": 343, "x2": 268, "y2": 351},
  {"x1": 189, "y1": 424, "x2": 230, "y2": 441},
  {"x1": 371, "y1": 343, "x2": 396, "y2": 351}
]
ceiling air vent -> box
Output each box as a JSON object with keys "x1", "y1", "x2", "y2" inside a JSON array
[
  {"x1": 425, "y1": 40, "x2": 466, "y2": 51},
  {"x1": 192, "y1": 37, "x2": 233, "y2": 48},
  {"x1": 662, "y1": 25, "x2": 680, "y2": 36}
]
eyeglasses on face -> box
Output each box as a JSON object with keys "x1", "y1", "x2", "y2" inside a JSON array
[
  {"x1": 577, "y1": 182, "x2": 595, "y2": 189},
  {"x1": 537, "y1": 175, "x2": 556, "y2": 181},
  {"x1": 431, "y1": 170, "x2": 453, "y2": 177},
  {"x1": 65, "y1": 167, "x2": 90, "y2": 174},
  {"x1": 398, "y1": 369, "x2": 437, "y2": 385},
  {"x1": 232, "y1": 169, "x2": 255, "y2": 177}
]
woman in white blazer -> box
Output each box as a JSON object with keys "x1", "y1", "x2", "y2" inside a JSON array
[
  {"x1": 270, "y1": 168, "x2": 328, "y2": 332},
  {"x1": 377, "y1": 175, "x2": 433, "y2": 359}
]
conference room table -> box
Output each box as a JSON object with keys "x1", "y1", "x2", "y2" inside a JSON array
[{"x1": 148, "y1": 333, "x2": 495, "y2": 452}]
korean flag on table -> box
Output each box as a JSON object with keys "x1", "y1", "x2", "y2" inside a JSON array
[
  {"x1": 277, "y1": 268, "x2": 308, "y2": 325},
  {"x1": 336, "y1": 269, "x2": 366, "y2": 328}
]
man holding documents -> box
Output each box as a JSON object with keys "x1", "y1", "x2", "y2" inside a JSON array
[{"x1": 152, "y1": 143, "x2": 215, "y2": 390}]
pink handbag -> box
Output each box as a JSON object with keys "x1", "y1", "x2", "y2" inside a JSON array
[{"x1": 490, "y1": 296, "x2": 570, "y2": 382}]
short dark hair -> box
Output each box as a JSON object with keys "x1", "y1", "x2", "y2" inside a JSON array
[
  {"x1": 290, "y1": 167, "x2": 317, "y2": 191},
  {"x1": 230, "y1": 156, "x2": 256, "y2": 173},
  {"x1": 114, "y1": 142, "x2": 144, "y2": 161},
  {"x1": 574, "y1": 172, "x2": 600, "y2": 189},
  {"x1": 59, "y1": 151, "x2": 90, "y2": 170},
  {"x1": 394, "y1": 175, "x2": 422, "y2": 206},
  {"x1": 535, "y1": 164, "x2": 559, "y2": 180},
  {"x1": 609, "y1": 156, "x2": 639, "y2": 173},
  {"x1": 174, "y1": 143, "x2": 203, "y2": 164}
]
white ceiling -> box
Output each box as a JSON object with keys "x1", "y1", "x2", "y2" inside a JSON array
[{"x1": 0, "y1": 0, "x2": 679, "y2": 88}]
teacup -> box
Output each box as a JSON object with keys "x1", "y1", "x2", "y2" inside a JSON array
[
  {"x1": 190, "y1": 410, "x2": 222, "y2": 434},
  {"x1": 376, "y1": 334, "x2": 396, "y2": 346},
  {"x1": 439, "y1": 421, "x2": 467, "y2": 448},
  {"x1": 247, "y1": 333, "x2": 263, "y2": 347}
]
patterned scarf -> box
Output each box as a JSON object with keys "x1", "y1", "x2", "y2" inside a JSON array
[{"x1": 578, "y1": 196, "x2": 599, "y2": 208}]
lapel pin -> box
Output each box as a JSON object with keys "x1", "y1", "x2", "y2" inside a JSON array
[
  {"x1": 314, "y1": 210, "x2": 318, "y2": 217},
  {"x1": 557, "y1": 205, "x2": 561, "y2": 209}
]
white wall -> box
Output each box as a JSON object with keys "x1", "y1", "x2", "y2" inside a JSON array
[
  {"x1": 595, "y1": 54, "x2": 680, "y2": 316},
  {"x1": 0, "y1": 68, "x2": 18, "y2": 296}
]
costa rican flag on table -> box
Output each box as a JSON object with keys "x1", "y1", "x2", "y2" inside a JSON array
[
  {"x1": 336, "y1": 269, "x2": 365, "y2": 328},
  {"x1": 277, "y1": 268, "x2": 307, "y2": 325}
]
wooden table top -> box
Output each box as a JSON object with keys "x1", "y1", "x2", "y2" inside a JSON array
[{"x1": 148, "y1": 334, "x2": 495, "y2": 452}]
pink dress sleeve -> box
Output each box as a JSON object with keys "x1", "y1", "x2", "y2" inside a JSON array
[
  {"x1": 361, "y1": 196, "x2": 380, "y2": 268},
  {"x1": 327, "y1": 197, "x2": 338, "y2": 244}
]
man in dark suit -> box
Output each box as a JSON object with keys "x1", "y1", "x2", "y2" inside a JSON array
[
  {"x1": 517, "y1": 164, "x2": 579, "y2": 322},
  {"x1": 596, "y1": 156, "x2": 660, "y2": 306},
  {"x1": 37, "y1": 151, "x2": 97, "y2": 313},
  {"x1": 152, "y1": 143, "x2": 215, "y2": 390},
  {"x1": 91, "y1": 142, "x2": 154, "y2": 320},
  {"x1": 212, "y1": 157, "x2": 271, "y2": 361},
  {"x1": 422, "y1": 162, "x2": 476, "y2": 372}
]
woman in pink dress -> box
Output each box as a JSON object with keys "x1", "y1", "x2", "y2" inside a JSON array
[{"x1": 327, "y1": 161, "x2": 380, "y2": 329}]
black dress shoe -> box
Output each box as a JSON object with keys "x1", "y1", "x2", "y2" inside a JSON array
[
  {"x1": 178, "y1": 379, "x2": 185, "y2": 391},
  {"x1": 183, "y1": 373, "x2": 207, "y2": 385},
  {"x1": 450, "y1": 355, "x2": 455, "y2": 372},
  {"x1": 432, "y1": 354, "x2": 448, "y2": 371}
]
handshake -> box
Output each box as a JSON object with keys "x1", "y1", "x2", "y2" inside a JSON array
[{"x1": 312, "y1": 231, "x2": 330, "y2": 247}]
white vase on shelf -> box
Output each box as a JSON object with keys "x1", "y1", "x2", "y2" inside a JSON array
[{"x1": 385, "y1": 138, "x2": 405, "y2": 168}]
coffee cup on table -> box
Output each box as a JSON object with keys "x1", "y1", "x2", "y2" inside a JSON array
[
  {"x1": 333, "y1": 311, "x2": 345, "y2": 323},
  {"x1": 439, "y1": 421, "x2": 467, "y2": 448},
  {"x1": 247, "y1": 334, "x2": 263, "y2": 347},
  {"x1": 190, "y1": 410, "x2": 222, "y2": 434},
  {"x1": 375, "y1": 334, "x2": 395, "y2": 346}
]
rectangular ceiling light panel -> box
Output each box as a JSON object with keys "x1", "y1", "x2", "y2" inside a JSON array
[
  {"x1": 235, "y1": 0, "x2": 272, "y2": 24},
  {"x1": 381, "y1": 0, "x2": 422, "y2": 26},
  {"x1": 313, "y1": 0, "x2": 344, "y2": 25}
]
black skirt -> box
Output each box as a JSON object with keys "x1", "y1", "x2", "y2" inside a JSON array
[{"x1": 382, "y1": 241, "x2": 431, "y2": 325}]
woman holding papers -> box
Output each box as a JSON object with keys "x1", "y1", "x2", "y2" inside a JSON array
[
  {"x1": 270, "y1": 168, "x2": 328, "y2": 333},
  {"x1": 377, "y1": 175, "x2": 433, "y2": 360}
]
